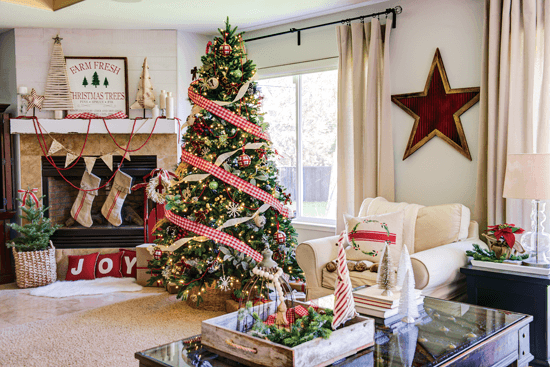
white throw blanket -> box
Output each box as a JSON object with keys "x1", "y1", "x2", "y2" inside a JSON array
[{"x1": 29, "y1": 277, "x2": 142, "y2": 298}]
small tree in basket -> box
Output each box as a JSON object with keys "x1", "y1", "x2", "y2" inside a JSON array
[{"x1": 8, "y1": 195, "x2": 61, "y2": 252}]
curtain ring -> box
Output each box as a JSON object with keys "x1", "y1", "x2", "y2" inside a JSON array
[{"x1": 360, "y1": 17, "x2": 365, "y2": 24}]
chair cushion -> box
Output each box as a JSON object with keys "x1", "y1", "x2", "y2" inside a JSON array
[
  {"x1": 322, "y1": 267, "x2": 378, "y2": 289},
  {"x1": 414, "y1": 204, "x2": 470, "y2": 252},
  {"x1": 344, "y1": 211, "x2": 404, "y2": 263}
]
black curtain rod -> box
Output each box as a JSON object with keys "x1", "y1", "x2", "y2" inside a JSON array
[{"x1": 245, "y1": 6, "x2": 402, "y2": 46}]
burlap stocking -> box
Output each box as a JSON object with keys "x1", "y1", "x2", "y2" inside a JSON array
[
  {"x1": 101, "y1": 170, "x2": 133, "y2": 226},
  {"x1": 70, "y1": 171, "x2": 101, "y2": 227}
]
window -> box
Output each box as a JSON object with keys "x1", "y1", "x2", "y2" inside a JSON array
[{"x1": 258, "y1": 69, "x2": 337, "y2": 225}]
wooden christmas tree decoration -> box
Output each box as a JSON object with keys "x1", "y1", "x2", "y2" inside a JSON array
[
  {"x1": 396, "y1": 245, "x2": 413, "y2": 289},
  {"x1": 43, "y1": 35, "x2": 73, "y2": 116},
  {"x1": 131, "y1": 57, "x2": 156, "y2": 110},
  {"x1": 398, "y1": 269, "x2": 420, "y2": 323},
  {"x1": 377, "y1": 242, "x2": 395, "y2": 296}
]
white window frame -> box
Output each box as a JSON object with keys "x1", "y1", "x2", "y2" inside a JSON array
[{"x1": 259, "y1": 68, "x2": 337, "y2": 227}]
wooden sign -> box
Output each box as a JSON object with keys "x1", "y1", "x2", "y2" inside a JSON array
[{"x1": 65, "y1": 57, "x2": 129, "y2": 116}]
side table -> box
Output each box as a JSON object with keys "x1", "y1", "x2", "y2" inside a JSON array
[{"x1": 461, "y1": 265, "x2": 550, "y2": 366}]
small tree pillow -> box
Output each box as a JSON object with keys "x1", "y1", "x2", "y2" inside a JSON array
[
  {"x1": 344, "y1": 211, "x2": 404, "y2": 263},
  {"x1": 65, "y1": 253, "x2": 99, "y2": 281}
]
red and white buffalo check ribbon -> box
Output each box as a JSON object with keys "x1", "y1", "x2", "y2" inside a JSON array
[
  {"x1": 18, "y1": 188, "x2": 39, "y2": 207},
  {"x1": 66, "y1": 111, "x2": 127, "y2": 119},
  {"x1": 181, "y1": 150, "x2": 291, "y2": 218},
  {"x1": 332, "y1": 234, "x2": 358, "y2": 330},
  {"x1": 165, "y1": 209, "x2": 263, "y2": 262},
  {"x1": 265, "y1": 305, "x2": 320, "y2": 326},
  {"x1": 188, "y1": 81, "x2": 270, "y2": 141}
]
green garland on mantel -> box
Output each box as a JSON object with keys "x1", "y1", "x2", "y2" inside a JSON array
[{"x1": 466, "y1": 244, "x2": 529, "y2": 263}]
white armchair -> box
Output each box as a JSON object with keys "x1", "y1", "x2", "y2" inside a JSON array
[{"x1": 296, "y1": 197, "x2": 487, "y2": 301}]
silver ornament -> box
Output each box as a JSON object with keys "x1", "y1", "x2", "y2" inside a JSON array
[
  {"x1": 207, "y1": 77, "x2": 219, "y2": 89},
  {"x1": 254, "y1": 215, "x2": 266, "y2": 227}
]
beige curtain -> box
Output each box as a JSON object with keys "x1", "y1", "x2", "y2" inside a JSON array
[
  {"x1": 475, "y1": 0, "x2": 550, "y2": 231},
  {"x1": 336, "y1": 18, "x2": 394, "y2": 233}
]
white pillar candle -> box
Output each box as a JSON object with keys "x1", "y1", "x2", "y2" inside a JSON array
[
  {"x1": 54, "y1": 110, "x2": 63, "y2": 120},
  {"x1": 166, "y1": 92, "x2": 174, "y2": 119},
  {"x1": 159, "y1": 90, "x2": 166, "y2": 110},
  {"x1": 18, "y1": 86, "x2": 28, "y2": 95},
  {"x1": 151, "y1": 105, "x2": 160, "y2": 119}
]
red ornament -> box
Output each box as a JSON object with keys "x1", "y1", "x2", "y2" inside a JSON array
[
  {"x1": 391, "y1": 48, "x2": 479, "y2": 160},
  {"x1": 220, "y1": 42, "x2": 232, "y2": 56},
  {"x1": 237, "y1": 153, "x2": 251, "y2": 168},
  {"x1": 154, "y1": 249, "x2": 163, "y2": 260},
  {"x1": 275, "y1": 231, "x2": 287, "y2": 244}
]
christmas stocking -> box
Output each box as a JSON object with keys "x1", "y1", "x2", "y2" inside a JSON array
[
  {"x1": 101, "y1": 170, "x2": 133, "y2": 226},
  {"x1": 71, "y1": 171, "x2": 101, "y2": 227}
]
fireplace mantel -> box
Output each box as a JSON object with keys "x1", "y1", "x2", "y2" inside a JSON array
[{"x1": 10, "y1": 118, "x2": 178, "y2": 135}]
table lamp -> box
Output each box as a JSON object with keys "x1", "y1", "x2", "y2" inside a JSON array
[{"x1": 503, "y1": 153, "x2": 550, "y2": 268}]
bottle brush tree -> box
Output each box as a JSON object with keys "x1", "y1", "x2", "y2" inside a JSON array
[{"x1": 8, "y1": 195, "x2": 61, "y2": 252}]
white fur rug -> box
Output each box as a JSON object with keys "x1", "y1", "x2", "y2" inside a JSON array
[{"x1": 29, "y1": 277, "x2": 142, "y2": 298}]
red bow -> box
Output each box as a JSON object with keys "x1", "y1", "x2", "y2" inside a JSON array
[
  {"x1": 487, "y1": 224, "x2": 525, "y2": 248},
  {"x1": 18, "y1": 188, "x2": 39, "y2": 207}
]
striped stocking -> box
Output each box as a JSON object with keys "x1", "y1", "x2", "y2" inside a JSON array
[
  {"x1": 101, "y1": 170, "x2": 133, "y2": 226},
  {"x1": 70, "y1": 171, "x2": 101, "y2": 227}
]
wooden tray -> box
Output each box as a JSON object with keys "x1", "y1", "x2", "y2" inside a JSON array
[
  {"x1": 471, "y1": 259, "x2": 550, "y2": 275},
  {"x1": 201, "y1": 301, "x2": 374, "y2": 367}
]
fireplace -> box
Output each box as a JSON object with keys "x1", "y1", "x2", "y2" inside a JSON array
[{"x1": 42, "y1": 156, "x2": 157, "y2": 248}]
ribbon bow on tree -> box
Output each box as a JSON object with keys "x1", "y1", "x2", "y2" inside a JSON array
[
  {"x1": 486, "y1": 224, "x2": 525, "y2": 248},
  {"x1": 18, "y1": 188, "x2": 40, "y2": 207}
]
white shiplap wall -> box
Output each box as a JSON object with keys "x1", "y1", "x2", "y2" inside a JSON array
[{"x1": 14, "y1": 28, "x2": 178, "y2": 119}]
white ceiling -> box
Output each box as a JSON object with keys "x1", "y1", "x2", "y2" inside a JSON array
[{"x1": 0, "y1": 0, "x2": 388, "y2": 34}]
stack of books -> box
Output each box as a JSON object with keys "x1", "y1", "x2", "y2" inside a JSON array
[{"x1": 353, "y1": 286, "x2": 424, "y2": 319}]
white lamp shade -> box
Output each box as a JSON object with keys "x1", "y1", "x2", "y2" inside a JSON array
[{"x1": 503, "y1": 153, "x2": 550, "y2": 200}]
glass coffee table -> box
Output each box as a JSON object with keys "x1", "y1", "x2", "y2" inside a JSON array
[{"x1": 135, "y1": 297, "x2": 533, "y2": 367}]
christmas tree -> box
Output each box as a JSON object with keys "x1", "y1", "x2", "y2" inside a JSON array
[
  {"x1": 148, "y1": 19, "x2": 303, "y2": 303},
  {"x1": 398, "y1": 269, "x2": 419, "y2": 323},
  {"x1": 377, "y1": 243, "x2": 395, "y2": 296},
  {"x1": 43, "y1": 35, "x2": 73, "y2": 112},
  {"x1": 130, "y1": 57, "x2": 156, "y2": 110},
  {"x1": 82, "y1": 77, "x2": 88, "y2": 87},
  {"x1": 103, "y1": 77, "x2": 109, "y2": 88},
  {"x1": 92, "y1": 71, "x2": 100, "y2": 88},
  {"x1": 7, "y1": 194, "x2": 61, "y2": 252}
]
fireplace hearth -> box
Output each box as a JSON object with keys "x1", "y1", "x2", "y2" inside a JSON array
[{"x1": 42, "y1": 156, "x2": 157, "y2": 248}]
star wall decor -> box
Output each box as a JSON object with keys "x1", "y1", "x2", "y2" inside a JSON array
[
  {"x1": 23, "y1": 88, "x2": 45, "y2": 113},
  {"x1": 391, "y1": 48, "x2": 480, "y2": 160}
]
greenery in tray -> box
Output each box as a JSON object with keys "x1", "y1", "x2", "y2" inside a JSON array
[
  {"x1": 247, "y1": 302, "x2": 334, "y2": 348},
  {"x1": 466, "y1": 244, "x2": 529, "y2": 263},
  {"x1": 7, "y1": 195, "x2": 61, "y2": 252}
]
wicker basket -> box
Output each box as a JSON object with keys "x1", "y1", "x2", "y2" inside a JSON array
[
  {"x1": 186, "y1": 281, "x2": 234, "y2": 311},
  {"x1": 482, "y1": 233, "x2": 525, "y2": 260},
  {"x1": 12, "y1": 241, "x2": 56, "y2": 288}
]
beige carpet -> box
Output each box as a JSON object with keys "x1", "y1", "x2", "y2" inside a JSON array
[{"x1": 0, "y1": 293, "x2": 224, "y2": 367}]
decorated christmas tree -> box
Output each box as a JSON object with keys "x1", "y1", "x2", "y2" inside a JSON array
[{"x1": 148, "y1": 19, "x2": 303, "y2": 303}]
